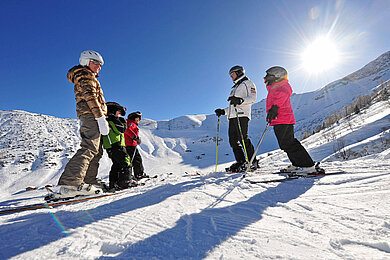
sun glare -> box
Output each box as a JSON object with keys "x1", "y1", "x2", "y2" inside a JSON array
[{"x1": 301, "y1": 36, "x2": 340, "y2": 74}]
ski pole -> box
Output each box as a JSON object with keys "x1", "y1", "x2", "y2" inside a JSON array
[
  {"x1": 131, "y1": 145, "x2": 137, "y2": 164},
  {"x1": 215, "y1": 116, "x2": 220, "y2": 172},
  {"x1": 233, "y1": 105, "x2": 250, "y2": 170},
  {"x1": 246, "y1": 122, "x2": 269, "y2": 173}
]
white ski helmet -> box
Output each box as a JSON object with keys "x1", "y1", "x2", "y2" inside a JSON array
[{"x1": 79, "y1": 50, "x2": 104, "y2": 66}]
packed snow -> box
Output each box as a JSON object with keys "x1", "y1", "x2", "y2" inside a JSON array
[{"x1": 1, "y1": 53, "x2": 390, "y2": 259}]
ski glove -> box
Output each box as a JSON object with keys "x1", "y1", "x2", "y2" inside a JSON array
[
  {"x1": 96, "y1": 116, "x2": 110, "y2": 135},
  {"x1": 228, "y1": 96, "x2": 244, "y2": 105},
  {"x1": 267, "y1": 105, "x2": 279, "y2": 123},
  {"x1": 215, "y1": 109, "x2": 225, "y2": 117},
  {"x1": 132, "y1": 135, "x2": 141, "y2": 145}
]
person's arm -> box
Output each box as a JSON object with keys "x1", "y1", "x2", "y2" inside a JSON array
[
  {"x1": 229, "y1": 80, "x2": 257, "y2": 105},
  {"x1": 80, "y1": 77, "x2": 105, "y2": 118}
]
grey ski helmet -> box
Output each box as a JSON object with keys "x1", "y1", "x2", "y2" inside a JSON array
[
  {"x1": 229, "y1": 65, "x2": 245, "y2": 78},
  {"x1": 264, "y1": 66, "x2": 288, "y2": 85}
]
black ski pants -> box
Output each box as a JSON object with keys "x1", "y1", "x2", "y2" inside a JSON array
[
  {"x1": 126, "y1": 146, "x2": 144, "y2": 178},
  {"x1": 273, "y1": 124, "x2": 314, "y2": 167},
  {"x1": 106, "y1": 144, "x2": 132, "y2": 188},
  {"x1": 229, "y1": 117, "x2": 255, "y2": 164}
]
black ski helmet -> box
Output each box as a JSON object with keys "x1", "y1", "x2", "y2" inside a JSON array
[
  {"x1": 128, "y1": 111, "x2": 142, "y2": 120},
  {"x1": 106, "y1": 102, "x2": 126, "y2": 116},
  {"x1": 229, "y1": 65, "x2": 245, "y2": 78},
  {"x1": 264, "y1": 66, "x2": 288, "y2": 86}
]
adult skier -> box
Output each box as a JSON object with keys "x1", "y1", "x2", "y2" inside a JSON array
[
  {"x1": 124, "y1": 111, "x2": 147, "y2": 180},
  {"x1": 215, "y1": 65, "x2": 258, "y2": 172},
  {"x1": 57, "y1": 50, "x2": 109, "y2": 198},
  {"x1": 264, "y1": 66, "x2": 317, "y2": 175}
]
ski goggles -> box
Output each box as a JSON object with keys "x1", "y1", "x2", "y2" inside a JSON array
[{"x1": 91, "y1": 59, "x2": 103, "y2": 66}]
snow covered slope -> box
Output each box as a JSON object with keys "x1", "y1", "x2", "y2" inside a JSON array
[
  {"x1": 0, "y1": 98, "x2": 390, "y2": 259},
  {"x1": 1, "y1": 52, "x2": 390, "y2": 259}
]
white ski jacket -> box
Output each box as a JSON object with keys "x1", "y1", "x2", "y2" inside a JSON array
[{"x1": 224, "y1": 76, "x2": 257, "y2": 120}]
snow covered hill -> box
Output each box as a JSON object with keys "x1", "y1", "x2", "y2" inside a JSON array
[
  {"x1": 1, "y1": 52, "x2": 390, "y2": 259},
  {"x1": 1, "y1": 98, "x2": 390, "y2": 259}
]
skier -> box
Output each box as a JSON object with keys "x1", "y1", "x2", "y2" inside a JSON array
[
  {"x1": 102, "y1": 102, "x2": 137, "y2": 190},
  {"x1": 57, "y1": 50, "x2": 109, "y2": 198},
  {"x1": 264, "y1": 66, "x2": 317, "y2": 175},
  {"x1": 215, "y1": 65, "x2": 258, "y2": 172},
  {"x1": 124, "y1": 111, "x2": 147, "y2": 180}
]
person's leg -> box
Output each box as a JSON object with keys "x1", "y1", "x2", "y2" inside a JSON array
[
  {"x1": 113, "y1": 146, "x2": 132, "y2": 187},
  {"x1": 106, "y1": 149, "x2": 120, "y2": 188},
  {"x1": 132, "y1": 149, "x2": 144, "y2": 177},
  {"x1": 228, "y1": 118, "x2": 245, "y2": 164},
  {"x1": 58, "y1": 114, "x2": 101, "y2": 186},
  {"x1": 84, "y1": 137, "x2": 103, "y2": 184},
  {"x1": 238, "y1": 117, "x2": 255, "y2": 163},
  {"x1": 274, "y1": 124, "x2": 314, "y2": 167}
]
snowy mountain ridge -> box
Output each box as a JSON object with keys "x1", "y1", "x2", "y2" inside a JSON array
[{"x1": 141, "y1": 51, "x2": 390, "y2": 137}]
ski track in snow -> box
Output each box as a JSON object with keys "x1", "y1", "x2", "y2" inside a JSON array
[{"x1": 1, "y1": 166, "x2": 389, "y2": 259}]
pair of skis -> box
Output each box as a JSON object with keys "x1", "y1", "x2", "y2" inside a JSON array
[
  {"x1": 0, "y1": 174, "x2": 163, "y2": 215},
  {"x1": 244, "y1": 170, "x2": 345, "y2": 184}
]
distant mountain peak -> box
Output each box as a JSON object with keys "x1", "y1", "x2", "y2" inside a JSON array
[{"x1": 342, "y1": 51, "x2": 390, "y2": 82}]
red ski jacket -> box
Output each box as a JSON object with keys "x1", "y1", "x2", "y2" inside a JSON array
[
  {"x1": 124, "y1": 119, "x2": 139, "y2": 147},
  {"x1": 266, "y1": 79, "x2": 295, "y2": 126}
]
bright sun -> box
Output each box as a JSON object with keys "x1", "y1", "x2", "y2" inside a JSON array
[{"x1": 301, "y1": 36, "x2": 340, "y2": 74}]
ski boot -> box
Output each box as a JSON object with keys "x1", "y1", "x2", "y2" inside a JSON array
[
  {"x1": 246, "y1": 159, "x2": 259, "y2": 171},
  {"x1": 287, "y1": 162, "x2": 325, "y2": 176},
  {"x1": 225, "y1": 161, "x2": 245, "y2": 172},
  {"x1": 280, "y1": 164, "x2": 300, "y2": 173},
  {"x1": 45, "y1": 183, "x2": 103, "y2": 202},
  {"x1": 117, "y1": 179, "x2": 138, "y2": 190}
]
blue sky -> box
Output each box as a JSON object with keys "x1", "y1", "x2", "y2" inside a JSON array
[{"x1": 1, "y1": 0, "x2": 389, "y2": 121}]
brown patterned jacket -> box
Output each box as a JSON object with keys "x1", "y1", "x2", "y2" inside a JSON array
[{"x1": 67, "y1": 65, "x2": 107, "y2": 118}]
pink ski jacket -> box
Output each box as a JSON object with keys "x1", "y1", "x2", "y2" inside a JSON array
[{"x1": 266, "y1": 79, "x2": 295, "y2": 126}]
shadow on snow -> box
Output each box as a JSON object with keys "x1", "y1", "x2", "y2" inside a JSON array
[
  {"x1": 0, "y1": 175, "x2": 316, "y2": 259},
  {"x1": 100, "y1": 177, "x2": 316, "y2": 259}
]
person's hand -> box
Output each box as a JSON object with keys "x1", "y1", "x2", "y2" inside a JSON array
[
  {"x1": 228, "y1": 96, "x2": 244, "y2": 105},
  {"x1": 266, "y1": 105, "x2": 279, "y2": 123},
  {"x1": 215, "y1": 109, "x2": 225, "y2": 117},
  {"x1": 96, "y1": 116, "x2": 110, "y2": 135},
  {"x1": 132, "y1": 135, "x2": 141, "y2": 144}
]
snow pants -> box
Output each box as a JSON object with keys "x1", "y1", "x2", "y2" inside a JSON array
[
  {"x1": 273, "y1": 124, "x2": 314, "y2": 167},
  {"x1": 126, "y1": 146, "x2": 144, "y2": 178},
  {"x1": 229, "y1": 117, "x2": 255, "y2": 164},
  {"x1": 58, "y1": 113, "x2": 103, "y2": 186},
  {"x1": 106, "y1": 144, "x2": 132, "y2": 188}
]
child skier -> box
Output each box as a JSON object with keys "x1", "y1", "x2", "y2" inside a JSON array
[
  {"x1": 124, "y1": 111, "x2": 147, "y2": 180},
  {"x1": 102, "y1": 102, "x2": 137, "y2": 190},
  {"x1": 264, "y1": 66, "x2": 319, "y2": 175}
]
